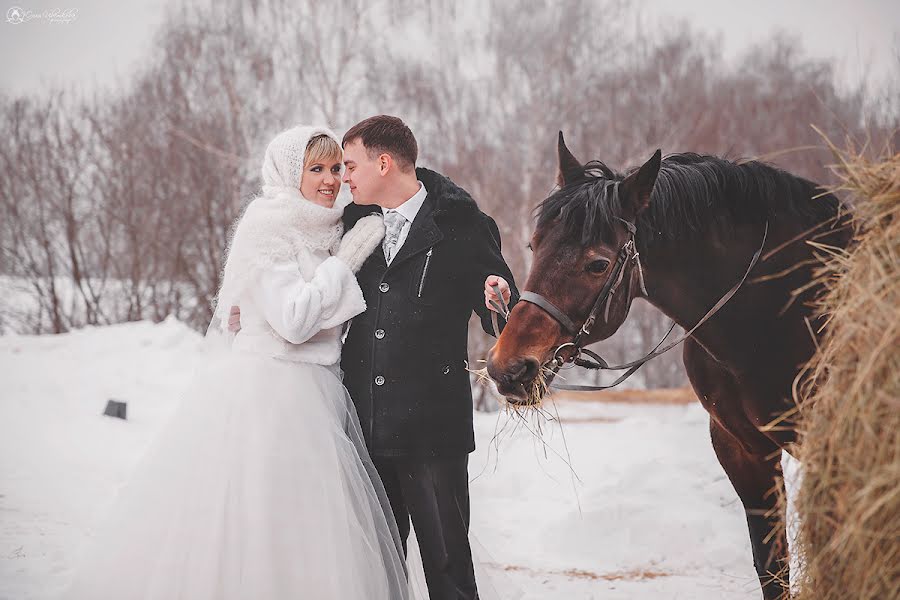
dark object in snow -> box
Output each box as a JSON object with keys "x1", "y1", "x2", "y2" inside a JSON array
[{"x1": 103, "y1": 400, "x2": 127, "y2": 420}]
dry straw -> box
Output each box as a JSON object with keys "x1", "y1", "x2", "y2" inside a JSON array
[{"x1": 787, "y1": 132, "x2": 899, "y2": 599}]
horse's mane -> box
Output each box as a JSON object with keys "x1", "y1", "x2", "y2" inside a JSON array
[{"x1": 535, "y1": 153, "x2": 841, "y2": 248}]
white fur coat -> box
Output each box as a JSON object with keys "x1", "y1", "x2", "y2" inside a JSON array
[{"x1": 216, "y1": 188, "x2": 366, "y2": 365}]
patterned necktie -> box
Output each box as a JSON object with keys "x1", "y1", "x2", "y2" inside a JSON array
[{"x1": 382, "y1": 210, "x2": 406, "y2": 263}]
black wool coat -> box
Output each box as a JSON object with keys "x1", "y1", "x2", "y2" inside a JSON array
[{"x1": 340, "y1": 167, "x2": 519, "y2": 457}]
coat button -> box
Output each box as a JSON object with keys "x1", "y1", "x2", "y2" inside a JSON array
[
  {"x1": 442, "y1": 364, "x2": 451, "y2": 375},
  {"x1": 379, "y1": 282, "x2": 390, "y2": 293},
  {"x1": 375, "y1": 375, "x2": 385, "y2": 386},
  {"x1": 375, "y1": 329, "x2": 385, "y2": 339}
]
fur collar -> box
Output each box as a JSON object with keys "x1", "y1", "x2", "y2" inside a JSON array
[
  {"x1": 416, "y1": 167, "x2": 480, "y2": 216},
  {"x1": 215, "y1": 189, "x2": 344, "y2": 318},
  {"x1": 237, "y1": 188, "x2": 344, "y2": 253}
]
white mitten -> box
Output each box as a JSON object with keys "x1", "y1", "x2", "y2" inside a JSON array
[{"x1": 336, "y1": 214, "x2": 386, "y2": 273}]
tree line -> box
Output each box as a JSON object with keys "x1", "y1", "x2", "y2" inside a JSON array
[{"x1": 1, "y1": 0, "x2": 896, "y2": 391}]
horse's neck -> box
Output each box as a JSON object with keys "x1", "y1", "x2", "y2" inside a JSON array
[{"x1": 638, "y1": 224, "x2": 772, "y2": 363}]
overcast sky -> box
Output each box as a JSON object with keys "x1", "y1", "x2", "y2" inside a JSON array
[{"x1": 1, "y1": 0, "x2": 897, "y2": 97}]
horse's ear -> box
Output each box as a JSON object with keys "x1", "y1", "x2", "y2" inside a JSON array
[
  {"x1": 621, "y1": 149, "x2": 661, "y2": 220},
  {"x1": 557, "y1": 131, "x2": 582, "y2": 187}
]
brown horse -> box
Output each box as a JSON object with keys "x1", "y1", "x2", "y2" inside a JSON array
[{"x1": 487, "y1": 133, "x2": 851, "y2": 599}]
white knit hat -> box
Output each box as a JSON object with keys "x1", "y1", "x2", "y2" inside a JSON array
[{"x1": 260, "y1": 125, "x2": 342, "y2": 198}]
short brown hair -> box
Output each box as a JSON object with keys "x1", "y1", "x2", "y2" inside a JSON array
[{"x1": 342, "y1": 115, "x2": 418, "y2": 172}]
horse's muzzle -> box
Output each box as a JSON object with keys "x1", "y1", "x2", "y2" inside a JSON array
[{"x1": 486, "y1": 352, "x2": 541, "y2": 402}]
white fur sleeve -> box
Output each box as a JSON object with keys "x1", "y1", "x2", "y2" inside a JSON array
[{"x1": 252, "y1": 256, "x2": 366, "y2": 344}]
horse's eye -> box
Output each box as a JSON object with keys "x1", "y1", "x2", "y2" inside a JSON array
[{"x1": 585, "y1": 259, "x2": 610, "y2": 274}]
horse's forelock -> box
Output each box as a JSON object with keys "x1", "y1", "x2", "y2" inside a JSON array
[{"x1": 535, "y1": 166, "x2": 624, "y2": 248}]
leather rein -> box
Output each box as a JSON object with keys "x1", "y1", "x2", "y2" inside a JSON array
[{"x1": 489, "y1": 219, "x2": 768, "y2": 392}]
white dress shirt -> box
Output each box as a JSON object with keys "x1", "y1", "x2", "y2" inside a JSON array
[{"x1": 381, "y1": 181, "x2": 427, "y2": 264}]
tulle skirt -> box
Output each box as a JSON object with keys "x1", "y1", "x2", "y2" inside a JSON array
[{"x1": 64, "y1": 350, "x2": 414, "y2": 599}]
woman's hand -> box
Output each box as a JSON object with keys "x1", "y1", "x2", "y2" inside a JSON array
[{"x1": 336, "y1": 215, "x2": 386, "y2": 273}]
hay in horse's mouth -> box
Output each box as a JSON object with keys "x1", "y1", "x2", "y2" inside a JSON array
[
  {"x1": 522, "y1": 364, "x2": 555, "y2": 407},
  {"x1": 468, "y1": 359, "x2": 584, "y2": 491},
  {"x1": 467, "y1": 361, "x2": 555, "y2": 408}
]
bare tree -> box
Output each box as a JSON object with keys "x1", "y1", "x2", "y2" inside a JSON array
[{"x1": 2, "y1": 0, "x2": 895, "y2": 401}]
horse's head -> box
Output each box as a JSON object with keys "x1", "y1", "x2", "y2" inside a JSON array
[{"x1": 487, "y1": 133, "x2": 661, "y2": 403}]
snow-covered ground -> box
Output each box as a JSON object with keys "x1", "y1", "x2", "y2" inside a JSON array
[{"x1": 0, "y1": 320, "x2": 796, "y2": 599}]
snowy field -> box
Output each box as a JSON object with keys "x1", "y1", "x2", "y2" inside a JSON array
[{"x1": 0, "y1": 320, "x2": 797, "y2": 599}]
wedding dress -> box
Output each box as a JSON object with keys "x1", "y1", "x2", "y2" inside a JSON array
[{"x1": 64, "y1": 352, "x2": 414, "y2": 599}]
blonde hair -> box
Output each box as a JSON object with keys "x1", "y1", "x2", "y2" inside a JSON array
[{"x1": 304, "y1": 134, "x2": 342, "y2": 167}]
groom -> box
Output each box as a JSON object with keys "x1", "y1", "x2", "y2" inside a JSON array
[{"x1": 340, "y1": 115, "x2": 518, "y2": 600}]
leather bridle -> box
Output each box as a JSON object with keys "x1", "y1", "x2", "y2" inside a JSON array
[{"x1": 490, "y1": 219, "x2": 769, "y2": 394}]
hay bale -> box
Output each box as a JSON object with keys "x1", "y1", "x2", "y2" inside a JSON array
[{"x1": 790, "y1": 141, "x2": 900, "y2": 599}]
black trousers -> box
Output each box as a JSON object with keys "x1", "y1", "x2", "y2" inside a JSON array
[{"x1": 373, "y1": 455, "x2": 479, "y2": 600}]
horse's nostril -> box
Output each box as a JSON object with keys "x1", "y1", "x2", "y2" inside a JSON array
[
  {"x1": 510, "y1": 362, "x2": 528, "y2": 382},
  {"x1": 509, "y1": 357, "x2": 539, "y2": 385}
]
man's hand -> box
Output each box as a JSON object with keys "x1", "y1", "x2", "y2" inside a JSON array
[
  {"x1": 228, "y1": 305, "x2": 242, "y2": 333},
  {"x1": 484, "y1": 275, "x2": 511, "y2": 313}
]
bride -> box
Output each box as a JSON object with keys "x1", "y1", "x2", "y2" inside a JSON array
[{"x1": 64, "y1": 125, "x2": 416, "y2": 599}]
